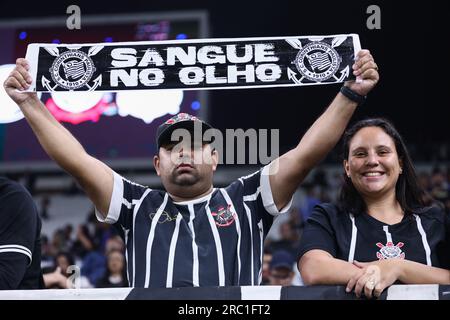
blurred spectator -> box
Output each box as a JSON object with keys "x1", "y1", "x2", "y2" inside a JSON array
[
  {"x1": 43, "y1": 251, "x2": 75, "y2": 289},
  {"x1": 39, "y1": 196, "x2": 50, "y2": 220},
  {"x1": 50, "y1": 228, "x2": 71, "y2": 254},
  {"x1": 81, "y1": 235, "x2": 125, "y2": 286},
  {"x1": 289, "y1": 207, "x2": 305, "y2": 239},
  {"x1": 266, "y1": 217, "x2": 300, "y2": 257},
  {"x1": 40, "y1": 235, "x2": 54, "y2": 271},
  {"x1": 301, "y1": 183, "x2": 321, "y2": 220},
  {"x1": 319, "y1": 188, "x2": 331, "y2": 204},
  {"x1": 55, "y1": 251, "x2": 74, "y2": 276},
  {"x1": 43, "y1": 266, "x2": 69, "y2": 289},
  {"x1": 445, "y1": 166, "x2": 450, "y2": 214},
  {"x1": 418, "y1": 171, "x2": 432, "y2": 191},
  {"x1": 268, "y1": 250, "x2": 296, "y2": 286},
  {"x1": 71, "y1": 224, "x2": 95, "y2": 259},
  {"x1": 328, "y1": 172, "x2": 344, "y2": 201},
  {"x1": 63, "y1": 224, "x2": 74, "y2": 249},
  {"x1": 445, "y1": 198, "x2": 450, "y2": 215},
  {"x1": 312, "y1": 169, "x2": 328, "y2": 189},
  {"x1": 86, "y1": 209, "x2": 119, "y2": 254},
  {"x1": 417, "y1": 171, "x2": 435, "y2": 206},
  {"x1": 261, "y1": 248, "x2": 272, "y2": 285},
  {"x1": 95, "y1": 249, "x2": 128, "y2": 288},
  {"x1": 70, "y1": 210, "x2": 100, "y2": 260},
  {"x1": 70, "y1": 209, "x2": 119, "y2": 261},
  {"x1": 430, "y1": 167, "x2": 448, "y2": 203}
]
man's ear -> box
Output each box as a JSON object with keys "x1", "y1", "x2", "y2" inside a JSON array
[
  {"x1": 153, "y1": 155, "x2": 161, "y2": 176},
  {"x1": 211, "y1": 148, "x2": 219, "y2": 171}
]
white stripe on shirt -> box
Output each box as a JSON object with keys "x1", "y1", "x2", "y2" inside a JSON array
[
  {"x1": 166, "y1": 213, "x2": 182, "y2": 288},
  {"x1": 205, "y1": 201, "x2": 226, "y2": 286},
  {"x1": 95, "y1": 171, "x2": 125, "y2": 224},
  {"x1": 144, "y1": 193, "x2": 169, "y2": 287},
  {"x1": 243, "y1": 202, "x2": 255, "y2": 285},
  {"x1": 414, "y1": 214, "x2": 432, "y2": 266},
  {"x1": 260, "y1": 164, "x2": 293, "y2": 215},
  {"x1": 243, "y1": 187, "x2": 260, "y2": 285},
  {"x1": 188, "y1": 203, "x2": 200, "y2": 286},
  {"x1": 220, "y1": 188, "x2": 242, "y2": 283},
  {"x1": 239, "y1": 170, "x2": 260, "y2": 182},
  {"x1": 132, "y1": 188, "x2": 151, "y2": 287},
  {"x1": 348, "y1": 214, "x2": 357, "y2": 262},
  {"x1": 121, "y1": 227, "x2": 130, "y2": 285},
  {"x1": 243, "y1": 187, "x2": 261, "y2": 202},
  {"x1": 0, "y1": 244, "x2": 31, "y2": 257},
  {"x1": 257, "y1": 219, "x2": 264, "y2": 284},
  {"x1": 383, "y1": 225, "x2": 393, "y2": 243},
  {"x1": 0, "y1": 245, "x2": 32, "y2": 263}
]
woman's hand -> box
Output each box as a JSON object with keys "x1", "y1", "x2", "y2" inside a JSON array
[{"x1": 346, "y1": 259, "x2": 402, "y2": 299}]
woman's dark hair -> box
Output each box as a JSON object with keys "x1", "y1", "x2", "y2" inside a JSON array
[{"x1": 339, "y1": 118, "x2": 427, "y2": 215}]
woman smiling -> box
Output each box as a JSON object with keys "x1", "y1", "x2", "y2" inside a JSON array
[{"x1": 298, "y1": 118, "x2": 450, "y2": 299}]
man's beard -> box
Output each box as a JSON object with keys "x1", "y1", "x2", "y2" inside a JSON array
[{"x1": 171, "y1": 171, "x2": 200, "y2": 186}]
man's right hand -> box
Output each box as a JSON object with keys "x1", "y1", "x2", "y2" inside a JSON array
[
  {"x1": 3, "y1": 58, "x2": 39, "y2": 105},
  {"x1": 4, "y1": 58, "x2": 114, "y2": 218}
]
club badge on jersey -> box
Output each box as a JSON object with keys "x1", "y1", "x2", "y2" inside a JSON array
[
  {"x1": 376, "y1": 241, "x2": 406, "y2": 260},
  {"x1": 211, "y1": 204, "x2": 236, "y2": 227}
]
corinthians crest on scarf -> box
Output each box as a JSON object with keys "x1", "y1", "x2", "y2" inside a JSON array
[{"x1": 24, "y1": 34, "x2": 360, "y2": 92}]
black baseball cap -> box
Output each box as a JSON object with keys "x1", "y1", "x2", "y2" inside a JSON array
[{"x1": 156, "y1": 113, "x2": 214, "y2": 150}]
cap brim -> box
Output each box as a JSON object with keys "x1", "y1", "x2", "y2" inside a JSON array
[{"x1": 158, "y1": 121, "x2": 213, "y2": 149}]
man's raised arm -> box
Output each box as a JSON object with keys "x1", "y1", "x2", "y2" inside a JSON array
[
  {"x1": 269, "y1": 50, "x2": 379, "y2": 210},
  {"x1": 3, "y1": 58, "x2": 113, "y2": 217}
]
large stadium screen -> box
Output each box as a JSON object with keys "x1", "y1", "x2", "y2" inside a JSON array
[{"x1": 0, "y1": 12, "x2": 209, "y2": 168}]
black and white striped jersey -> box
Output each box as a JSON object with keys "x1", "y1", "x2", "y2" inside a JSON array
[
  {"x1": 96, "y1": 165, "x2": 292, "y2": 288},
  {"x1": 298, "y1": 203, "x2": 450, "y2": 268}
]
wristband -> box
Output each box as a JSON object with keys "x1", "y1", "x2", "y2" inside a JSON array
[{"x1": 340, "y1": 86, "x2": 366, "y2": 106}]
